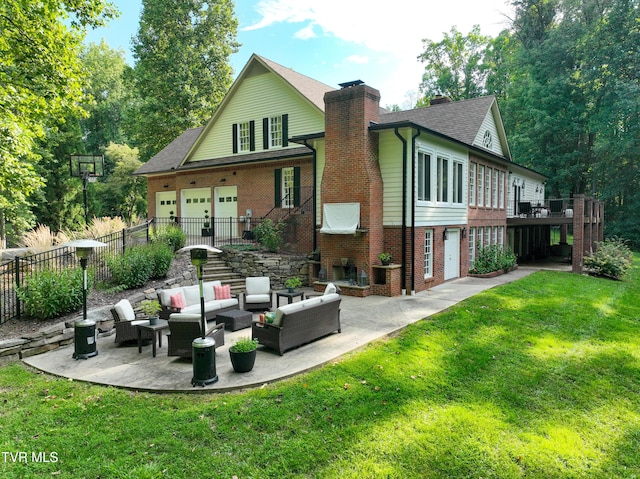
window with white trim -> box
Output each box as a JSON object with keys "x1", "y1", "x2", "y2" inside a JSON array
[
  {"x1": 417, "y1": 151, "x2": 432, "y2": 202},
  {"x1": 492, "y1": 170, "x2": 499, "y2": 208},
  {"x1": 281, "y1": 167, "x2": 295, "y2": 209},
  {"x1": 485, "y1": 167, "x2": 492, "y2": 208},
  {"x1": 238, "y1": 121, "x2": 251, "y2": 152},
  {"x1": 484, "y1": 227, "x2": 491, "y2": 246},
  {"x1": 499, "y1": 171, "x2": 505, "y2": 208},
  {"x1": 269, "y1": 116, "x2": 282, "y2": 147},
  {"x1": 498, "y1": 226, "x2": 504, "y2": 246},
  {"x1": 437, "y1": 156, "x2": 448, "y2": 202},
  {"x1": 424, "y1": 230, "x2": 433, "y2": 278},
  {"x1": 453, "y1": 160, "x2": 464, "y2": 204},
  {"x1": 469, "y1": 162, "x2": 476, "y2": 206},
  {"x1": 478, "y1": 165, "x2": 484, "y2": 207},
  {"x1": 469, "y1": 227, "x2": 476, "y2": 269},
  {"x1": 477, "y1": 227, "x2": 484, "y2": 248}
]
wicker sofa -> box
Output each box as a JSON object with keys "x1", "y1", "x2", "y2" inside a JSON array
[
  {"x1": 157, "y1": 281, "x2": 238, "y2": 321},
  {"x1": 251, "y1": 293, "x2": 341, "y2": 355}
]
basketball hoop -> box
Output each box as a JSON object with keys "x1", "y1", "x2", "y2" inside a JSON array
[{"x1": 69, "y1": 155, "x2": 104, "y2": 224}]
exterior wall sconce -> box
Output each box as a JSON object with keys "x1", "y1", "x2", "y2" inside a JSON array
[
  {"x1": 190, "y1": 180, "x2": 196, "y2": 185},
  {"x1": 163, "y1": 184, "x2": 169, "y2": 188},
  {"x1": 461, "y1": 227, "x2": 467, "y2": 239},
  {"x1": 443, "y1": 228, "x2": 448, "y2": 241}
]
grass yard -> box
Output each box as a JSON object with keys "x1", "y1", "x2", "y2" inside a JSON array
[{"x1": 1, "y1": 259, "x2": 640, "y2": 478}]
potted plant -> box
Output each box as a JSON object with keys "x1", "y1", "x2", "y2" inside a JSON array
[
  {"x1": 202, "y1": 210, "x2": 212, "y2": 236},
  {"x1": 378, "y1": 252, "x2": 392, "y2": 266},
  {"x1": 284, "y1": 276, "x2": 302, "y2": 293},
  {"x1": 138, "y1": 299, "x2": 162, "y2": 325},
  {"x1": 229, "y1": 337, "x2": 258, "y2": 373}
]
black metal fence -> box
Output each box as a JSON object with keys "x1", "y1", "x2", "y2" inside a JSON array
[{"x1": 0, "y1": 222, "x2": 150, "y2": 324}]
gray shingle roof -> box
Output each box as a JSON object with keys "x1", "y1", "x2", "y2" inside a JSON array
[
  {"x1": 379, "y1": 96, "x2": 496, "y2": 146},
  {"x1": 134, "y1": 127, "x2": 203, "y2": 175}
]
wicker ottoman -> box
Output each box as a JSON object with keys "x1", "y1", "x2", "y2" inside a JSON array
[{"x1": 216, "y1": 309, "x2": 253, "y2": 331}]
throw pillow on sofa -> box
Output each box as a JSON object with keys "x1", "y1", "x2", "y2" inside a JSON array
[
  {"x1": 170, "y1": 292, "x2": 185, "y2": 309},
  {"x1": 214, "y1": 284, "x2": 231, "y2": 300}
]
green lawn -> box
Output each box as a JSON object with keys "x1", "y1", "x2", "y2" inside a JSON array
[{"x1": 2, "y1": 260, "x2": 640, "y2": 478}]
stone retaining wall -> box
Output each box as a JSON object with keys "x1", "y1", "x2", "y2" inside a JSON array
[{"x1": 0, "y1": 250, "x2": 307, "y2": 363}]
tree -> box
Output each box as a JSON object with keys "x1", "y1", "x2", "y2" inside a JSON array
[
  {"x1": 131, "y1": 0, "x2": 239, "y2": 161},
  {"x1": 79, "y1": 41, "x2": 136, "y2": 161},
  {"x1": 0, "y1": 0, "x2": 117, "y2": 247},
  {"x1": 417, "y1": 25, "x2": 491, "y2": 103},
  {"x1": 95, "y1": 143, "x2": 146, "y2": 224}
]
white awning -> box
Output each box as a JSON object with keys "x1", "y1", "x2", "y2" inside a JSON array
[{"x1": 319, "y1": 203, "x2": 360, "y2": 234}]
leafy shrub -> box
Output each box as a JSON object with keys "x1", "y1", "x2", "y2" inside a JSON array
[
  {"x1": 107, "y1": 245, "x2": 154, "y2": 289},
  {"x1": 151, "y1": 224, "x2": 186, "y2": 252},
  {"x1": 147, "y1": 242, "x2": 174, "y2": 279},
  {"x1": 470, "y1": 244, "x2": 517, "y2": 274},
  {"x1": 16, "y1": 268, "x2": 85, "y2": 320},
  {"x1": 584, "y1": 237, "x2": 633, "y2": 280},
  {"x1": 253, "y1": 219, "x2": 285, "y2": 252}
]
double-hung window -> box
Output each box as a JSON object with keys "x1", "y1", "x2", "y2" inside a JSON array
[
  {"x1": 469, "y1": 162, "x2": 476, "y2": 206},
  {"x1": 485, "y1": 167, "x2": 491, "y2": 207},
  {"x1": 478, "y1": 165, "x2": 485, "y2": 207},
  {"x1": 424, "y1": 230, "x2": 433, "y2": 278},
  {"x1": 263, "y1": 114, "x2": 288, "y2": 149},
  {"x1": 437, "y1": 156, "x2": 448, "y2": 202},
  {"x1": 453, "y1": 160, "x2": 464, "y2": 204},
  {"x1": 492, "y1": 169, "x2": 499, "y2": 208},
  {"x1": 232, "y1": 121, "x2": 255, "y2": 153},
  {"x1": 417, "y1": 151, "x2": 432, "y2": 202}
]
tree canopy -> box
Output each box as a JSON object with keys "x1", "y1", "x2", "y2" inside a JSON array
[
  {"x1": 131, "y1": 0, "x2": 239, "y2": 161},
  {"x1": 0, "y1": 0, "x2": 117, "y2": 246}
]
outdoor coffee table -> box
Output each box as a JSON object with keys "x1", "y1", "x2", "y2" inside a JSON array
[
  {"x1": 136, "y1": 319, "x2": 169, "y2": 357},
  {"x1": 216, "y1": 309, "x2": 253, "y2": 331},
  {"x1": 275, "y1": 290, "x2": 305, "y2": 307}
]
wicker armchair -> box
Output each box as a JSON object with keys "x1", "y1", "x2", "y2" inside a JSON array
[
  {"x1": 110, "y1": 299, "x2": 154, "y2": 344},
  {"x1": 167, "y1": 313, "x2": 225, "y2": 359},
  {"x1": 241, "y1": 276, "x2": 273, "y2": 311}
]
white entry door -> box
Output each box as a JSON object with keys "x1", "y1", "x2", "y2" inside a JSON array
[
  {"x1": 214, "y1": 186, "x2": 238, "y2": 239},
  {"x1": 444, "y1": 229, "x2": 460, "y2": 280}
]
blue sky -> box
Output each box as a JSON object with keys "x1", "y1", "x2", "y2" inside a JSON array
[{"x1": 84, "y1": 0, "x2": 514, "y2": 108}]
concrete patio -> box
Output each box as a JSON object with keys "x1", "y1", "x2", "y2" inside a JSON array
[{"x1": 23, "y1": 266, "x2": 555, "y2": 393}]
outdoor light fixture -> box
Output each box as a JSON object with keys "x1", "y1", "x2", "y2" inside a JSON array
[
  {"x1": 177, "y1": 244, "x2": 222, "y2": 386},
  {"x1": 190, "y1": 180, "x2": 196, "y2": 185},
  {"x1": 318, "y1": 266, "x2": 327, "y2": 282},
  {"x1": 461, "y1": 227, "x2": 467, "y2": 239},
  {"x1": 65, "y1": 239, "x2": 107, "y2": 360},
  {"x1": 358, "y1": 269, "x2": 368, "y2": 287},
  {"x1": 443, "y1": 228, "x2": 448, "y2": 241}
]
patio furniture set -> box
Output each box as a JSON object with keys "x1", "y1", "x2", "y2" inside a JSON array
[{"x1": 109, "y1": 277, "x2": 342, "y2": 360}]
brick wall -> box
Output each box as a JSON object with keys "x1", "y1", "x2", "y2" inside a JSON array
[{"x1": 320, "y1": 84, "x2": 383, "y2": 288}]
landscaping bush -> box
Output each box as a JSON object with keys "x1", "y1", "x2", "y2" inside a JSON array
[
  {"x1": 107, "y1": 245, "x2": 154, "y2": 289},
  {"x1": 584, "y1": 237, "x2": 633, "y2": 280},
  {"x1": 151, "y1": 224, "x2": 186, "y2": 252},
  {"x1": 16, "y1": 268, "x2": 85, "y2": 320},
  {"x1": 148, "y1": 241, "x2": 174, "y2": 279},
  {"x1": 253, "y1": 218, "x2": 284, "y2": 252},
  {"x1": 470, "y1": 244, "x2": 517, "y2": 274}
]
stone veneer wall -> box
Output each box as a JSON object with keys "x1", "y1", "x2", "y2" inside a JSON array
[{"x1": 0, "y1": 250, "x2": 307, "y2": 364}]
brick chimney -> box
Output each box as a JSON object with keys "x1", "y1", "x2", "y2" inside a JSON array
[{"x1": 320, "y1": 82, "x2": 383, "y2": 290}]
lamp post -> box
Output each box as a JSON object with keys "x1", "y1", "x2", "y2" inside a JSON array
[
  {"x1": 65, "y1": 239, "x2": 107, "y2": 359},
  {"x1": 177, "y1": 244, "x2": 222, "y2": 386}
]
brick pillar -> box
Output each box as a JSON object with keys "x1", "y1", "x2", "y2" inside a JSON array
[
  {"x1": 572, "y1": 195, "x2": 585, "y2": 274},
  {"x1": 321, "y1": 84, "x2": 383, "y2": 285}
]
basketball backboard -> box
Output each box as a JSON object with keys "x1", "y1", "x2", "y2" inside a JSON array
[{"x1": 70, "y1": 155, "x2": 104, "y2": 179}]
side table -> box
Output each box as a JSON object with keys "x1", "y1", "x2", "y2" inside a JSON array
[
  {"x1": 275, "y1": 290, "x2": 305, "y2": 307},
  {"x1": 136, "y1": 319, "x2": 169, "y2": 357}
]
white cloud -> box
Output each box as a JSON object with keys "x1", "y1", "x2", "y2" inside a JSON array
[
  {"x1": 294, "y1": 23, "x2": 316, "y2": 39},
  {"x1": 344, "y1": 55, "x2": 369, "y2": 65},
  {"x1": 243, "y1": 0, "x2": 513, "y2": 106}
]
